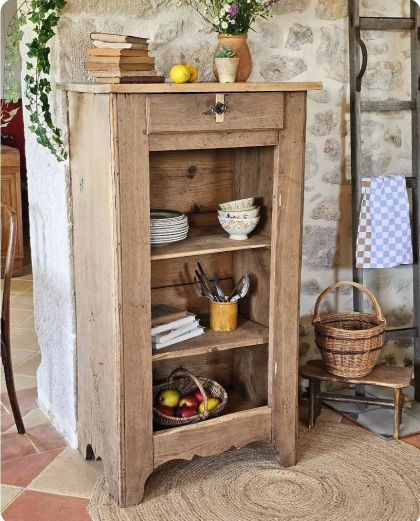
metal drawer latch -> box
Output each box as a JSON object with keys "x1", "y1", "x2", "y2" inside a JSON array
[{"x1": 203, "y1": 94, "x2": 228, "y2": 122}]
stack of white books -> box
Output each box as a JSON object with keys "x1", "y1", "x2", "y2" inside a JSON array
[{"x1": 151, "y1": 305, "x2": 204, "y2": 350}]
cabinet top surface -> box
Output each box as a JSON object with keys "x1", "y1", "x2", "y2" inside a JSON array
[{"x1": 58, "y1": 81, "x2": 323, "y2": 94}]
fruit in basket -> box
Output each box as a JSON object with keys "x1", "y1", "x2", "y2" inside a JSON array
[
  {"x1": 158, "y1": 389, "x2": 180, "y2": 407},
  {"x1": 176, "y1": 406, "x2": 197, "y2": 418},
  {"x1": 198, "y1": 398, "x2": 220, "y2": 414},
  {"x1": 179, "y1": 395, "x2": 199, "y2": 409},
  {"x1": 193, "y1": 389, "x2": 210, "y2": 403},
  {"x1": 156, "y1": 405, "x2": 175, "y2": 417}
]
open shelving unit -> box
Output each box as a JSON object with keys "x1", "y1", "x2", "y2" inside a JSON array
[{"x1": 63, "y1": 81, "x2": 320, "y2": 507}]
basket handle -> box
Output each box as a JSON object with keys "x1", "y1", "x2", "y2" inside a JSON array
[
  {"x1": 168, "y1": 368, "x2": 209, "y2": 413},
  {"x1": 313, "y1": 281, "x2": 384, "y2": 323}
]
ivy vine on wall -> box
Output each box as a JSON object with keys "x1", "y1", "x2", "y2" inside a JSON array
[{"x1": 2, "y1": 0, "x2": 67, "y2": 162}]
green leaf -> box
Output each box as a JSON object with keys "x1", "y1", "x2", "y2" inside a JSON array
[{"x1": 6, "y1": 0, "x2": 68, "y2": 161}]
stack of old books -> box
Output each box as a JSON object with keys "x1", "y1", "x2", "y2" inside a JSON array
[
  {"x1": 85, "y1": 32, "x2": 165, "y2": 84},
  {"x1": 151, "y1": 305, "x2": 204, "y2": 350}
]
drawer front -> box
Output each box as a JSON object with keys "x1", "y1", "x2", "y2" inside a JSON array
[{"x1": 146, "y1": 92, "x2": 284, "y2": 134}]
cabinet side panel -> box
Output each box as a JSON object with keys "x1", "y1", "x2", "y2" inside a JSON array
[
  {"x1": 68, "y1": 93, "x2": 121, "y2": 495},
  {"x1": 269, "y1": 92, "x2": 307, "y2": 467},
  {"x1": 114, "y1": 94, "x2": 153, "y2": 506}
]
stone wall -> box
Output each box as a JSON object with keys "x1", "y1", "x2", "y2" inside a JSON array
[{"x1": 23, "y1": 0, "x2": 414, "y2": 443}]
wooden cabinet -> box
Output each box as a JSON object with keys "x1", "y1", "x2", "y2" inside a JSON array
[
  {"x1": 1, "y1": 145, "x2": 24, "y2": 274},
  {"x1": 62, "y1": 81, "x2": 321, "y2": 507}
]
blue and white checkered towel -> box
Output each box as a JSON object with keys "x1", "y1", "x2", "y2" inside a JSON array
[{"x1": 356, "y1": 176, "x2": 413, "y2": 269}]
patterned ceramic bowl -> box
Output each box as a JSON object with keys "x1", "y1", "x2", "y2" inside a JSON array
[
  {"x1": 218, "y1": 216, "x2": 260, "y2": 241},
  {"x1": 219, "y1": 198, "x2": 255, "y2": 212},
  {"x1": 218, "y1": 207, "x2": 260, "y2": 219}
]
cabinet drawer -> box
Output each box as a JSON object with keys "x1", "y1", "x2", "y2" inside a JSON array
[{"x1": 146, "y1": 92, "x2": 284, "y2": 134}]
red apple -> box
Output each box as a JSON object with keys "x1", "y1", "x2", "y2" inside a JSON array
[
  {"x1": 179, "y1": 395, "x2": 199, "y2": 409},
  {"x1": 176, "y1": 406, "x2": 197, "y2": 418},
  {"x1": 193, "y1": 389, "x2": 210, "y2": 403},
  {"x1": 155, "y1": 405, "x2": 175, "y2": 417}
]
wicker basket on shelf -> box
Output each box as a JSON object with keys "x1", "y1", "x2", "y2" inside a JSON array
[
  {"x1": 312, "y1": 281, "x2": 386, "y2": 378},
  {"x1": 153, "y1": 368, "x2": 228, "y2": 428}
]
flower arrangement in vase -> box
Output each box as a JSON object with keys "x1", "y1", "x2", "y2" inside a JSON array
[
  {"x1": 214, "y1": 46, "x2": 239, "y2": 83},
  {"x1": 179, "y1": 0, "x2": 281, "y2": 81}
]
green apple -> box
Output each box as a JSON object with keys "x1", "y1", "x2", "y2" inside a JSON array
[{"x1": 158, "y1": 389, "x2": 180, "y2": 407}]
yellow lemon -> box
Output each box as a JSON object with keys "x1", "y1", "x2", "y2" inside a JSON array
[
  {"x1": 170, "y1": 65, "x2": 191, "y2": 84},
  {"x1": 198, "y1": 398, "x2": 220, "y2": 414},
  {"x1": 186, "y1": 65, "x2": 199, "y2": 83}
]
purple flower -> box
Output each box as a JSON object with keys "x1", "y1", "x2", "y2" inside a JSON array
[{"x1": 229, "y1": 3, "x2": 239, "y2": 17}]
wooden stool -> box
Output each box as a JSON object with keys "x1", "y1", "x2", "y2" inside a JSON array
[{"x1": 301, "y1": 360, "x2": 412, "y2": 439}]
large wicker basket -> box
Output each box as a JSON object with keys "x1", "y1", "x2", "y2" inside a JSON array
[
  {"x1": 153, "y1": 368, "x2": 228, "y2": 428},
  {"x1": 312, "y1": 282, "x2": 386, "y2": 378}
]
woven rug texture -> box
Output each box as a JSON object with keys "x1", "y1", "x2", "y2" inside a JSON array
[{"x1": 88, "y1": 423, "x2": 420, "y2": 521}]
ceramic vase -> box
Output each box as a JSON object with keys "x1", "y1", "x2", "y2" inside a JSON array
[
  {"x1": 213, "y1": 34, "x2": 252, "y2": 82},
  {"x1": 215, "y1": 57, "x2": 240, "y2": 83}
]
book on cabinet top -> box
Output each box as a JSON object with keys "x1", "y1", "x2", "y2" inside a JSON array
[
  {"x1": 90, "y1": 33, "x2": 149, "y2": 44},
  {"x1": 92, "y1": 41, "x2": 149, "y2": 50}
]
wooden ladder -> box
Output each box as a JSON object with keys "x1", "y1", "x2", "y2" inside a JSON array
[{"x1": 349, "y1": 0, "x2": 420, "y2": 400}]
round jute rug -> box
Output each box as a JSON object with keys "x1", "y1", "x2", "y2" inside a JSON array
[{"x1": 88, "y1": 423, "x2": 420, "y2": 521}]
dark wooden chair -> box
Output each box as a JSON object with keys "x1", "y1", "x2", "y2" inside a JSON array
[{"x1": 1, "y1": 203, "x2": 25, "y2": 433}]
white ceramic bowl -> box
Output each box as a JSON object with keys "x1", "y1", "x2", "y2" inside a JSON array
[
  {"x1": 219, "y1": 198, "x2": 255, "y2": 212},
  {"x1": 218, "y1": 216, "x2": 260, "y2": 241},
  {"x1": 218, "y1": 207, "x2": 260, "y2": 219}
]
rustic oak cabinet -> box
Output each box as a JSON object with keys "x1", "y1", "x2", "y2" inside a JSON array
[{"x1": 62, "y1": 81, "x2": 321, "y2": 507}]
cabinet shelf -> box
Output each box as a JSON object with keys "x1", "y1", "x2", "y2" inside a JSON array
[
  {"x1": 152, "y1": 317, "x2": 268, "y2": 361},
  {"x1": 153, "y1": 405, "x2": 272, "y2": 468},
  {"x1": 151, "y1": 227, "x2": 271, "y2": 261}
]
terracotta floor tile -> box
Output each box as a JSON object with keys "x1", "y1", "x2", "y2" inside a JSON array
[
  {"x1": 4, "y1": 279, "x2": 33, "y2": 294},
  {"x1": 26, "y1": 423, "x2": 67, "y2": 452},
  {"x1": 11, "y1": 348, "x2": 37, "y2": 369},
  {"x1": 2, "y1": 490, "x2": 90, "y2": 521},
  {"x1": 318, "y1": 408, "x2": 342, "y2": 424},
  {"x1": 1, "y1": 432, "x2": 37, "y2": 462},
  {"x1": 1, "y1": 414, "x2": 18, "y2": 433},
  {"x1": 28, "y1": 447, "x2": 103, "y2": 498},
  {"x1": 1, "y1": 448, "x2": 64, "y2": 487},
  {"x1": 1, "y1": 387, "x2": 38, "y2": 415},
  {"x1": 402, "y1": 433, "x2": 420, "y2": 449},
  {"x1": 6, "y1": 408, "x2": 48, "y2": 434},
  {"x1": 10, "y1": 328, "x2": 39, "y2": 351},
  {"x1": 10, "y1": 293, "x2": 34, "y2": 311},
  {"x1": 10, "y1": 309, "x2": 32, "y2": 328},
  {"x1": 14, "y1": 353, "x2": 41, "y2": 377},
  {"x1": 341, "y1": 416, "x2": 362, "y2": 428},
  {"x1": 1, "y1": 374, "x2": 37, "y2": 394},
  {"x1": 2, "y1": 403, "x2": 10, "y2": 414},
  {"x1": 1, "y1": 485, "x2": 23, "y2": 512},
  {"x1": 19, "y1": 315, "x2": 35, "y2": 330}
]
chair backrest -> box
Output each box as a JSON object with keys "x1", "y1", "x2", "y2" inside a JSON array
[{"x1": 2, "y1": 203, "x2": 17, "y2": 336}]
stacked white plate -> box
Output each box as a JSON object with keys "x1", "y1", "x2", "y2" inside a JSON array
[{"x1": 150, "y1": 209, "x2": 189, "y2": 245}]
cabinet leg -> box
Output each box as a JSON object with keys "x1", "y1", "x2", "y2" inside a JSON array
[
  {"x1": 393, "y1": 388, "x2": 403, "y2": 440},
  {"x1": 119, "y1": 474, "x2": 151, "y2": 507}
]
